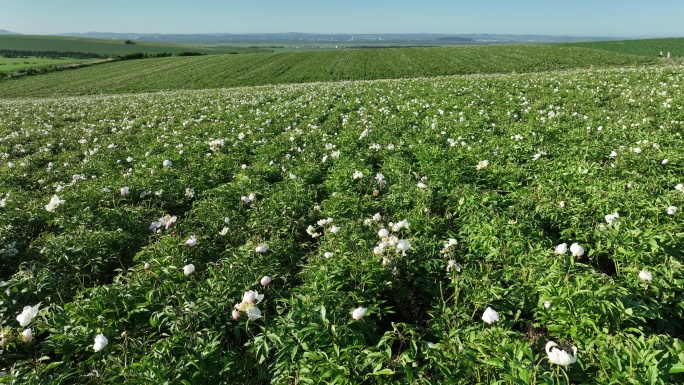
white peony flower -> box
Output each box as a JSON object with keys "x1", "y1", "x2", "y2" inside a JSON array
[
  {"x1": 260, "y1": 276, "x2": 272, "y2": 286},
  {"x1": 481, "y1": 307, "x2": 499, "y2": 324},
  {"x1": 185, "y1": 235, "x2": 197, "y2": 247},
  {"x1": 231, "y1": 310, "x2": 240, "y2": 320},
  {"x1": 352, "y1": 307, "x2": 367, "y2": 320},
  {"x1": 245, "y1": 304, "x2": 262, "y2": 321},
  {"x1": 397, "y1": 240, "x2": 410, "y2": 256},
  {"x1": 639, "y1": 270, "x2": 653, "y2": 282},
  {"x1": 417, "y1": 182, "x2": 427, "y2": 189},
  {"x1": 163, "y1": 159, "x2": 172, "y2": 168},
  {"x1": 667, "y1": 206, "x2": 678, "y2": 215},
  {"x1": 16, "y1": 305, "x2": 40, "y2": 327},
  {"x1": 446, "y1": 260, "x2": 461, "y2": 272},
  {"x1": 120, "y1": 187, "x2": 129, "y2": 196},
  {"x1": 545, "y1": 341, "x2": 578, "y2": 366},
  {"x1": 633, "y1": 148, "x2": 642, "y2": 154},
  {"x1": 676, "y1": 184, "x2": 684, "y2": 192},
  {"x1": 329, "y1": 225, "x2": 340, "y2": 234},
  {"x1": 22, "y1": 329, "x2": 32, "y2": 342},
  {"x1": 255, "y1": 244, "x2": 269, "y2": 253},
  {"x1": 182, "y1": 264, "x2": 195, "y2": 275},
  {"x1": 93, "y1": 334, "x2": 108, "y2": 352},
  {"x1": 570, "y1": 243, "x2": 584, "y2": 257},
  {"x1": 604, "y1": 212, "x2": 619, "y2": 224},
  {"x1": 353, "y1": 171, "x2": 364, "y2": 180},
  {"x1": 324, "y1": 252, "x2": 333, "y2": 258},
  {"x1": 662, "y1": 159, "x2": 669, "y2": 165},
  {"x1": 559, "y1": 201, "x2": 566, "y2": 208},
  {"x1": 543, "y1": 301, "x2": 551, "y2": 309},
  {"x1": 378, "y1": 228, "x2": 389, "y2": 238},
  {"x1": 45, "y1": 195, "x2": 65, "y2": 212},
  {"x1": 476, "y1": 160, "x2": 489, "y2": 170},
  {"x1": 554, "y1": 243, "x2": 568, "y2": 255}
]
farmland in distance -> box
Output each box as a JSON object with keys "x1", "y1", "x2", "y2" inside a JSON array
[{"x1": 0, "y1": 44, "x2": 658, "y2": 98}]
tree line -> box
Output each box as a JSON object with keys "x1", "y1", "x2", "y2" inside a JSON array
[{"x1": 0, "y1": 49, "x2": 108, "y2": 59}]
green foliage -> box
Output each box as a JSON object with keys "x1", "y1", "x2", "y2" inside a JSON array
[{"x1": 0, "y1": 63, "x2": 684, "y2": 383}]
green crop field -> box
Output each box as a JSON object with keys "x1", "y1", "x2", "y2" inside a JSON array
[
  {"x1": 0, "y1": 34, "x2": 268, "y2": 56},
  {"x1": 0, "y1": 56, "x2": 99, "y2": 71},
  {"x1": 0, "y1": 44, "x2": 656, "y2": 98},
  {"x1": 1, "y1": 39, "x2": 684, "y2": 384},
  {"x1": 568, "y1": 37, "x2": 684, "y2": 58}
]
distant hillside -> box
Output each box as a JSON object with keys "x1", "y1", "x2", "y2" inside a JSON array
[
  {"x1": 435, "y1": 37, "x2": 476, "y2": 42},
  {"x1": 0, "y1": 30, "x2": 17, "y2": 35},
  {"x1": 0, "y1": 35, "x2": 268, "y2": 56},
  {"x1": 0, "y1": 44, "x2": 656, "y2": 98},
  {"x1": 58, "y1": 31, "x2": 622, "y2": 44},
  {"x1": 567, "y1": 37, "x2": 684, "y2": 58}
]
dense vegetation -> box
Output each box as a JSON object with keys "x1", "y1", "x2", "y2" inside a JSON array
[
  {"x1": 0, "y1": 45, "x2": 656, "y2": 98},
  {"x1": 568, "y1": 37, "x2": 684, "y2": 58},
  {"x1": 1, "y1": 62, "x2": 684, "y2": 383}
]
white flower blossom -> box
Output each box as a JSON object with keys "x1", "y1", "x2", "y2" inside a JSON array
[
  {"x1": 570, "y1": 243, "x2": 584, "y2": 257},
  {"x1": 545, "y1": 341, "x2": 578, "y2": 366},
  {"x1": 352, "y1": 307, "x2": 367, "y2": 320},
  {"x1": 183, "y1": 264, "x2": 195, "y2": 275},
  {"x1": 45, "y1": 195, "x2": 65, "y2": 212},
  {"x1": 93, "y1": 334, "x2": 108, "y2": 352},
  {"x1": 481, "y1": 307, "x2": 499, "y2": 324},
  {"x1": 554, "y1": 243, "x2": 568, "y2": 255},
  {"x1": 639, "y1": 270, "x2": 653, "y2": 282},
  {"x1": 16, "y1": 305, "x2": 39, "y2": 327}
]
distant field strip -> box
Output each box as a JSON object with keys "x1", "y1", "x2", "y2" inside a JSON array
[
  {"x1": 0, "y1": 45, "x2": 655, "y2": 98},
  {"x1": 568, "y1": 37, "x2": 684, "y2": 57},
  {"x1": 0, "y1": 34, "x2": 265, "y2": 56}
]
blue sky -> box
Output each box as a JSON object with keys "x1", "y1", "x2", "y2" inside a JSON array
[{"x1": 1, "y1": 0, "x2": 682, "y2": 37}]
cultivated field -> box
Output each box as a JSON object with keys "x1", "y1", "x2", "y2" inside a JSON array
[
  {"x1": 0, "y1": 35, "x2": 267, "y2": 56},
  {"x1": 569, "y1": 37, "x2": 684, "y2": 58},
  {"x1": 1, "y1": 58, "x2": 684, "y2": 383},
  {"x1": 0, "y1": 44, "x2": 656, "y2": 98}
]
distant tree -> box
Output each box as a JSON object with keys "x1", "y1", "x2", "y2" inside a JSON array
[
  {"x1": 124, "y1": 39, "x2": 136, "y2": 45},
  {"x1": 176, "y1": 51, "x2": 203, "y2": 57}
]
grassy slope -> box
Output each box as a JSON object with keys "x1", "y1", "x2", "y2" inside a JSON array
[
  {"x1": 0, "y1": 34, "x2": 266, "y2": 56},
  {"x1": 567, "y1": 37, "x2": 684, "y2": 57},
  {"x1": 0, "y1": 56, "x2": 99, "y2": 71},
  {"x1": 0, "y1": 45, "x2": 656, "y2": 98}
]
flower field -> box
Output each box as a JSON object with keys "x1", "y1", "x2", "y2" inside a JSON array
[{"x1": 1, "y1": 63, "x2": 684, "y2": 383}]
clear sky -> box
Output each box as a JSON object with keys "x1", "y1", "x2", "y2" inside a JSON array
[{"x1": 1, "y1": 0, "x2": 682, "y2": 37}]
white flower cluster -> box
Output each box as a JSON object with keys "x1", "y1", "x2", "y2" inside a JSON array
[
  {"x1": 208, "y1": 139, "x2": 226, "y2": 152},
  {"x1": 306, "y1": 217, "x2": 337, "y2": 238},
  {"x1": 149, "y1": 214, "x2": 178, "y2": 233},
  {"x1": 373, "y1": 219, "x2": 411, "y2": 259},
  {"x1": 234, "y1": 290, "x2": 264, "y2": 321},
  {"x1": 241, "y1": 193, "x2": 256, "y2": 204},
  {"x1": 0, "y1": 192, "x2": 10, "y2": 208},
  {"x1": 554, "y1": 242, "x2": 584, "y2": 257}
]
